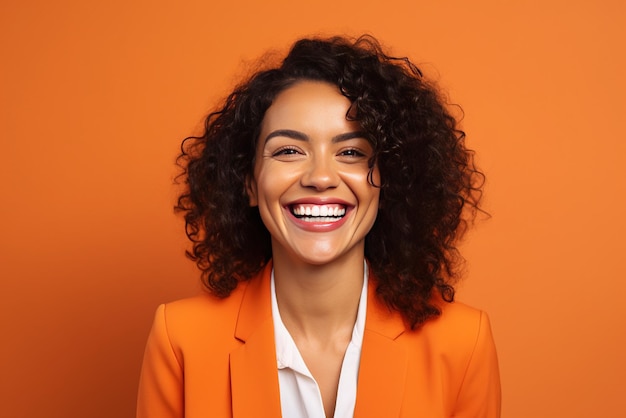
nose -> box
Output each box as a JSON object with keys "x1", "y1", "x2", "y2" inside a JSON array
[{"x1": 300, "y1": 155, "x2": 340, "y2": 191}]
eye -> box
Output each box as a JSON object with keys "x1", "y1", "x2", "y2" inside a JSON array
[
  {"x1": 338, "y1": 148, "x2": 367, "y2": 158},
  {"x1": 271, "y1": 146, "x2": 305, "y2": 160},
  {"x1": 336, "y1": 145, "x2": 372, "y2": 165}
]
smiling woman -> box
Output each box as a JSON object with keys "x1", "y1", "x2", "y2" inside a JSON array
[
  {"x1": 247, "y1": 81, "x2": 380, "y2": 267},
  {"x1": 137, "y1": 35, "x2": 501, "y2": 418}
]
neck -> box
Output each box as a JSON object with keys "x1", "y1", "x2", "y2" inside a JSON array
[{"x1": 272, "y1": 249, "x2": 365, "y2": 341}]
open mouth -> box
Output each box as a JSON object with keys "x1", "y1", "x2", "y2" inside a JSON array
[{"x1": 290, "y1": 204, "x2": 347, "y2": 223}]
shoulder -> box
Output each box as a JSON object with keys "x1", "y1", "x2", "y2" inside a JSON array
[
  {"x1": 421, "y1": 301, "x2": 501, "y2": 415},
  {"x1": 155, "y1": 262, "x2": 273, "y2": 347},
  {"x1": 138, "y1": 284, "x2": 254, "y2": 416},
  {"x1": 415, "y1": 299, "x2": 494, "y2": 354},
  {"x1": 405, "y1": 299, "x2": 499, "y2": 386},
  {"x1": 425, "y1": 299, "x2": 488, "y2": 338},
  {"x1": 164, "y1": 287, "x2": 245, "y2": 322},
  {"x1": 389, "y1": 296, "x2": 497, "y2": 368},
  {"x1": 152, "y1": 284, "x2": 247, "y2": 352},
  {"x1": 401, "y1": 300, "x2": 500, "y2": 411}
]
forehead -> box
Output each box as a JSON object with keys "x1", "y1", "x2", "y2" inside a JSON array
[{"x1": 260, "y1": 81, "x2": 358, "y2": 135}]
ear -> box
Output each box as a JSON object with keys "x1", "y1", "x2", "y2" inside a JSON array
[{"x1": 245, "y1": 175, "x2": 258, "y2": 207}]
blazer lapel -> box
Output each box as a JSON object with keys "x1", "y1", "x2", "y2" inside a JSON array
[
  {"x1": 354, "y1": 277, "x2": 408, "y2": 417},
  {"x1": 229, "y1": 262, "x2": 282, "y2": 417}
]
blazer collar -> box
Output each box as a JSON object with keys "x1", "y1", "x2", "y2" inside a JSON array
[
  {"x1": 230, "y1": 261, "x2": 282, "y2": 417},
  {"x1": 354, "y1": 273, "x2": 408, "y2": 417},
  {"x1": 230, "y1": 261, "x2": 409, "y2": 417},
  {"x1": 233, "y1": 260, "x2": 274, "y2": 342}
]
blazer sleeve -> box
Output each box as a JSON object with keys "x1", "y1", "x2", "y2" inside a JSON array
[
  {"x1": 136, "y1": 304, "x2": 184, "y2": 418},
  {"x1": 453, "y1": 311, "x2": 502, "y2": 418}
]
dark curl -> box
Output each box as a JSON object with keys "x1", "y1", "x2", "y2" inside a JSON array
[{"x1": 175, "y1": 35, "x2": 484, "y2": 329}]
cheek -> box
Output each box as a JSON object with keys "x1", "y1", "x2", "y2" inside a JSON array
[
  {"x1": 254, "y1": 170, "x2": 292, "y2": 215},
  {"x1": 342, "y1": 167, "x2": 380, "y2": 194}
]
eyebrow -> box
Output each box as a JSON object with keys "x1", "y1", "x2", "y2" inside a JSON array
[{"x1": 263, "y1": 129, "x2": 367, "y2": 144}]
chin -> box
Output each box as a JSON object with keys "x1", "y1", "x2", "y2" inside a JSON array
[{"x1": 292, "y1": 244, "x2": 359, "y2": 267}]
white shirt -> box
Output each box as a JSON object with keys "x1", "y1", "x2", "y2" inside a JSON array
[{"x1": 271, "y1": 266, "x2": 368, "y2": 418}]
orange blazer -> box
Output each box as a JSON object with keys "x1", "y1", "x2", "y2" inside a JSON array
[{"x1": 137, "y1": 262, "x2": 501, "y2": 417}]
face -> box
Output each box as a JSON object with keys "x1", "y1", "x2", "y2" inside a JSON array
[{"x1": 247, "y1": 81, "x2": 380, "y2": 266}]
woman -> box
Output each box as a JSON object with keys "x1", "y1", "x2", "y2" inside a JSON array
[{"x1": 137, "y1": 35, "x2": 501, "y2": 418}]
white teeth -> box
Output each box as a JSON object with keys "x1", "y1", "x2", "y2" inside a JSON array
[{"x1": 292, "y1": 204, "x2": 346, "y2": 218}]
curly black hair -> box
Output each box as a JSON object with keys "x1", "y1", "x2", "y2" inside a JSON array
[{"x1": 176, "y1": 35, "x2": 484, "y2": 329}]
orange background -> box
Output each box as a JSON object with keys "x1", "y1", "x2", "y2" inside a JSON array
[{"x1": 1, "y1": 1, "x2": 624, "y2": 417}]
